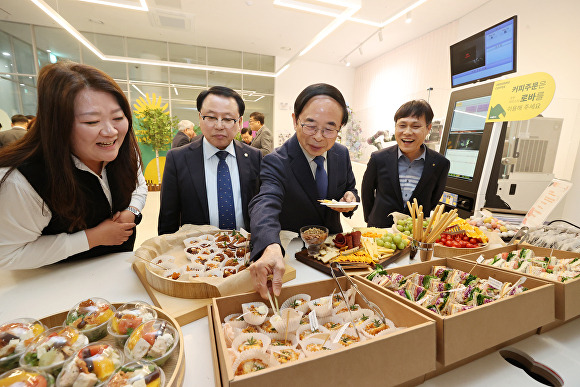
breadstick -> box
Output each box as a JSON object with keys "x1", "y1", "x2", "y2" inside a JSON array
[
  {"x1": 417, "y1": 212, "x2": 423, "y2": 242},
  {"x1": 423, "y1": 205, "x2": 438, "y2": 242},
  {"x1": 426, "y1": 212, "x2": 452, "y2": 243}
]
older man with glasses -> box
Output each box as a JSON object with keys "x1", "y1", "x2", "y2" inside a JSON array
[
  {"x1": 248, "y1": 83, "x2": 359, "y2": 299},
  {"x1": 158, "y1": 86, "x2": 262, "y2": 235}
]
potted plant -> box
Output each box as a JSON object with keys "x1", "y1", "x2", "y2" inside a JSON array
[{"x1": 133, "y1": 93, "x2": 178, "y2": 185}]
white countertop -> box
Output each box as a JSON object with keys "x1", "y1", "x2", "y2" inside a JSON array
[{"x1": 1, "y1": 238, "x2": 577, "y2": 386}]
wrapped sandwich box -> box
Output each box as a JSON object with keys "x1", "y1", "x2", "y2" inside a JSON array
[{"x1": 356, "y1": 258, "x2": 555, "y2": 367}]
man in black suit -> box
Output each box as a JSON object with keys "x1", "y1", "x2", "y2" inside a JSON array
[
  {"x1": 158, "y1": 86, "x2": 261, "y2": 235},
  {"x1": 249, "y1": 83, "x2": 358, "y2": 298},
  {"x1": 171, "y1": 120, "x2": 195, "y2": 148},
  {"x1": 362, "y1": 100, "x2": 450, "y2": 227}
]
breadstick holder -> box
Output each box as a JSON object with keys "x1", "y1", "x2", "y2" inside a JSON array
[{"x1": 411, "y1": 239, "x2": 434, "y2": 262}]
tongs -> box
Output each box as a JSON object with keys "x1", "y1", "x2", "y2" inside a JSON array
[
  {"x1": 508, "y1": 226, "x2": 529, "y2": 245},
  {"x1": 329, "y1": 261, "x2": 388, "y2": 337}
]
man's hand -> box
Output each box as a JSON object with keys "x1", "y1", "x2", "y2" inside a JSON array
[
  {"x1": 249, "y1": 243, "x2": 286, "y2": 299},
  {"x1": 331, "y1": 191, "x2": 358, "y2": 212},
  {"x1": 114, "y1": 210, "x2": 136, "y2": 224},
  {"x1": 86, "y1": 214, "x2": 135, "y2": 248}
]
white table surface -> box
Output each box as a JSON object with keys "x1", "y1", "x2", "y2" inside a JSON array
[{"x1": 0, "y1": 238, "x2": 577, "y2": 386}]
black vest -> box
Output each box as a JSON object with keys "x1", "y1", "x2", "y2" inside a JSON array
[{"x1": 17, "y1": 159, "x2": 136, "y2": 263}]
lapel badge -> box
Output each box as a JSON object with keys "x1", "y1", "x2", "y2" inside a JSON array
[
  {"x1": 244, "y1": 153, "x2": 248, "y2": 157},
  {"x1": 432, "y1": 163, "x2": 435, "y2": 166}
]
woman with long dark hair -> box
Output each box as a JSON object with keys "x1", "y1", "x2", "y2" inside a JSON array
[{"x1": 0, "y1": 61, "x2": 147, "y2": 269}]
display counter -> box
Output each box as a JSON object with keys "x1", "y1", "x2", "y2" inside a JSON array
[{"x1": 1, "y1": 237, "x2": 578, "y2": 385}]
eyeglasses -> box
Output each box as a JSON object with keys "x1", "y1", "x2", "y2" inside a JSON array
[
  {"x1": 201, "y1": 115, "x2": 239, "y2": 129},
  {"x1": 298, "y1": 119, "x2": 339, "y2": 139}
]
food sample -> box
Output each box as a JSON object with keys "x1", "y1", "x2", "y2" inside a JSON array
[
  {"x1": 270, "y1": 339, "x2": 293, "y2": 347},
  {"x1": 305, "y1": 343, "x2": 332, "y2": 352},
  {"x1": 237, "y1": 337, "x2": 263, "y2": 352},
  {"x1": 0, "y1": 319, "x2": 46, "y2": 373},
  {"x1": 234, "y1": 358, "x2": 268, "y2": 376},
  {"x1": 0, "y1": 368, "x2": 54, "y2": 387},
  {"x1": 300, "y1": 227, "x2": 328, "y2": 245},
  {"x1": 65, "y1": 298, "x2": 115, "y2": 342},
  {"x1": 105, "y1": 360, "x2": 163, "y2": 387},
  {"x1": 241, "y1": 326, "x2": 259, "y2": 334},
  {"x1": 337, "y1": 334, "x2": 360, "y2": 347},
  {"x1": 57, "y1": 343, "x2": 123, "y2": 387},
  {"x1": 363, "y1": 319, "x2": 389, "y2": 336},
  {"x1": 271, "y1": 349, "x2": 300, "y2": 364},
  {"x1": 369, "y1": 266, "x2": 528, "y2": 316},
  {"x1": 125, "y1": 320, "x2": 177, "y2": 366},
  {"x1": 108, "y1": 303, "x2": 157, "y2": 345},
  {"x1": 19, "y1": 326, "x2": 88, "y2": 376},
  {"x1": 259, "y1": 321, "x2": 277, "y2": 334}
]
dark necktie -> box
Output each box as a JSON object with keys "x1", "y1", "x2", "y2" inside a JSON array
[
  {"x1": 216, "y1": 151, "x2": 236, "y2": 230},
  {"x1": 313, "y1": 155, "x2": 328, "y2": 199}
]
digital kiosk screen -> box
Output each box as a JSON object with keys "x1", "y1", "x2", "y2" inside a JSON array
[{"x1": 444, "y1": 95, "x2": 491, "y2": 181}]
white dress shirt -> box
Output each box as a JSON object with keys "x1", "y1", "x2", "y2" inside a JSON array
[
  {"x1": 202, "y1": 138, "x2": 245, "y2": 230},
  {"x1": 0, "y1": 158, "x2": 147, "y2": 270},
  {"x1": 299, "y1": 143, "x2": 328, "y2": 179}
]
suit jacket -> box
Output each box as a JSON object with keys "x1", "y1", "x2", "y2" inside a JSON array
[
  {"x1": 0, "y1": 127, "x2": 26, "y2": 148},
  {"x1": 158, "y1": 136, "x2": 262, "y2": 235},
  {"x1": 249, "y1": 134, "x2": 359, "y2": 259},
  {"x1": 250, "y1": 125, "x2": 273, "y2": 156},
  {"x1": 171, "y1": 131, "x2": 191, "y2": 148},
  {"x1": 362, "y1": 145, "x2": 450, "y2": 228}
]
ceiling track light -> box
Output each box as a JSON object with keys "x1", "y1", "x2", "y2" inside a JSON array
[
  {"x1": 358, "y1": 46, "x2": 363, "y2": 55},
  {"x1": 405, "y1": 12, "x2": 412, "y2": 23},
  {"x1": 378, "y1": 29, "x2": 383, "y2": 42}
]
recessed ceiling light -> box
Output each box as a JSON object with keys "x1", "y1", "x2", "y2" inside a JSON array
[
  {"x1": 2, "y1": 52, "x2": 10, "y2": 56},
  {"x1": 46, "y1": 49, "x2": 51, "y2": 53},
  {"x1": 89, "y1": 18, "x2": 104, "y2": 24},
  {"x1": 280, "y1": 46, "x2": 291, "y2": 51},
  {"x1": 245, "y1": 0, "x2": 254, "y2": 5}
]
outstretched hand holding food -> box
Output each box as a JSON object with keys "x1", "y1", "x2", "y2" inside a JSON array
[
  {"x1": 331, "y1": 190, "x2": 358, "y2": 212},
  {"x1": 249, "y1": 243, "x2": 286, "y2": 299}
]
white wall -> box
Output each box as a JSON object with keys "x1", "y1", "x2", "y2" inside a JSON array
[
  {"x1": 353, "y1": 0, "x2": 580, "y2": 225},
  {"x1": 273, "y1": 58, "x2": 355, "y2": 147}
]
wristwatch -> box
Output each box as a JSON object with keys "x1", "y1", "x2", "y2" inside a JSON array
[{"x1": 126, "y1": 206, "x2": 143, "y2": 225}]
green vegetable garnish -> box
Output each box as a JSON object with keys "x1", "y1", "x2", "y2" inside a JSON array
[
  {"x1": 246, "y1": 337, "x2": 257, "y2": 346},
  {"x1": 24, "y1": 352, "x2": 39, "y2": 366},
  {"x1": 372, "y1": 319, "x2": 383, "y2": 328}
]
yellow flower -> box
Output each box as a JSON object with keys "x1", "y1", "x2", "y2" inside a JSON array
[{"x1": 133, "y1": 93, "x2": 169, "y2": 118}]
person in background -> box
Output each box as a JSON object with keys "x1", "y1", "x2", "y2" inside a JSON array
[
  {"x1": 362, "y1": 99, "x2": 450, "y2": 228},
  {"x1": 248, "y1": 83, "x2": 358, "y2": 298},
  {"x1": 0, "y1": 61, "x2": 147, "y2": 270},
  {"x1": 171, "y1": 119, "x2": 196, "y2": 148},
  {"x1": 240, "y1": 127, "x2": 253, "y2": 145},
  {"x1": 249, "y1": 112, "x2": 273, "y2": 156},
  {"x1": 158, "y1": 86, "x2": 261, "y2": 235},
  {"x1": 0, "y1": 115, "x2": 29, "y2": 148}
]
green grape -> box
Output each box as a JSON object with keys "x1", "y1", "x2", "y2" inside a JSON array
[
  {"x1": 405, "y1": 225, "x2": 412, "y2": 232},
  {"x1": 384, "y1": 236, "x2": 393, "y2": 243},
  {"x1": 397, "y1": 241, "x2": 406, "y2": 250},
  {"x1": 377, "y1": 239, "x2": 385, "y2": 247},
  {"x1": 393, "y1": 234, "x2": 402, "y2": 245},
  {"x1": 423, "y1": 220, "x2": 429, "y2": 227},
  {"x1": 396, "y1": 225, "x2": 404, "y2": 232},
  {"x1": 403, "y1": 230, "x2": 411, "y2": 236},
  {"x1": 389, "y1": 243, "x2": 397, "y2": 250},
  {"x1": 397, "y1": 219, "x2": 405, "y2": 226}
]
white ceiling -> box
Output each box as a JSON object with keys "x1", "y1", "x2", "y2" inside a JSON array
[{"x1": 0, "y1": 0, "x2": 491, "y2": 70}]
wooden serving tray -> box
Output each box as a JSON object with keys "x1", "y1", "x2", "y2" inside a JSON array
[
  {"x1": 39, "y1": 303, "x2": 185, "y2": 387},
  {"x1": 295, "y1": 246, "x2": 411, "y2": 277}
]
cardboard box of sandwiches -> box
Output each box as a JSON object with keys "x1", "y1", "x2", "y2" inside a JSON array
[
  {"x1": 453, "y1": 244, "x2": 580, "y2": 325},
  {"x1": 208, "y1": 277, "x2": 436, "y2": 387},
  {"x1": 356, "y1": 257, "x2": 555, "y2": 367}
]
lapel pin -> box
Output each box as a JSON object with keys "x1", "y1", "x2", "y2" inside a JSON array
[
  {"x1": 244, "y1": 153, "x2": 248, "y2": 157},
  {"x1": 432, "y1": 163, "x2": 435, "y2": 166}
]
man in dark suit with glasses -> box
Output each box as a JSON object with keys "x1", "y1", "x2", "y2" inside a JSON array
[
  {"x1": 158, "y1": 86, "x2": 261, "y2": 235},
  {"x1": 248, "y1": 83, "x2": 359, "y2": 299}
]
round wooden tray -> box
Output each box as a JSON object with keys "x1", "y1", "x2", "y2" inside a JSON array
[{"x1": 39, "y1": 303, "x2": 185, "y2": 387}]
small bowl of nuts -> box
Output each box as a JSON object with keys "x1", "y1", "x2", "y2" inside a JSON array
[{"x1": 300, "y1": 226, "x2": 329, "y2": 256}]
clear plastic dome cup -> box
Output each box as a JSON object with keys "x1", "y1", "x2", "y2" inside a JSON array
[
  {"x1": 0, "y1": 367, "x2": 55, "y2": 387},
  {"x1": 104, "y1": 360, "x2": 165, "y2": 387},
  {"x1": 107, "y1": 301, "x2": 158, "y2": 347},
  {"x1": 0, "y1": 318, "x2": 47, "y2": 373},
  {"x1": 124, "y1": 319, "x2": 179, "y2": 367},
  {"x1": 64, "y1": 298, "x2": 116, "y2": 342}
]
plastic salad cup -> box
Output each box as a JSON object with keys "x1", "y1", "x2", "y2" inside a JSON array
[
  {"x1": 0, "y1": 367, "x2": 55, "y2": 387},
  {"x1": 0, "y1": 318, "x2": 47, "y2": 373},
  {"x1": 19, "y1": 326, "x2": 88, "y2": 377},
  {"x1": 107, "y1": 301, "x2": 158, "y2": 346},
  {"x1": 65, "y1": 298, "x2": 116, "y2": 342},
  {"x1": 56, "y1": 342, "x2": 123, "y2": 387},
  {"x1": 124, "y1": 319, "x2": 179, "y2": 367},
  {"x1": 104, "y1": 360, "x2": 165, "y2": 387}
]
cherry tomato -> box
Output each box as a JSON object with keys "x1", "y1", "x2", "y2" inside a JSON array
[
  {"x1": 453, "y1": 241, "x2": 461, "y2": 248},
  {"x1": 463, "y1": 235, "x2": 470, "y2": 241},
  {"x1": 459, "y1": 240, "x2": 467, "y2": 247},
  {"x1": 436, "y1": 238, "x2": 441, "y2": 243},
  {"x1": 469, "y1": 238, "x2": 478, "y2": 245},
  {"x1": 445, "y1": 241, "x2": 454, "y2": 247},
  {"x1": 466, "y1": 243, "x2": 475, "y2": 248}
]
